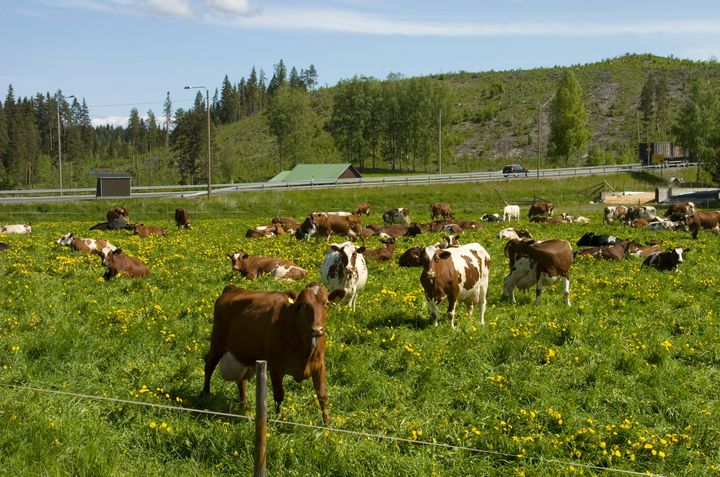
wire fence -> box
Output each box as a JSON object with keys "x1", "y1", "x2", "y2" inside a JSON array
[{"x1": 0, "y1": 382, "x2": 667, "y2": 477}]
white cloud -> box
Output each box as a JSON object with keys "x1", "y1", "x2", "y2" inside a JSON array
[
  {"x1": 91, "y1": 116, "x2": 129, "y2": 128},
  {"x1": 202, "y1": 0, "x2": 260, "y2": 17},
  {"x1": 146, "y1": 0, "x2": 194, "y2": 17}
]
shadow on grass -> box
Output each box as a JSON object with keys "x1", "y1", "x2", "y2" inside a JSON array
[
  {"x1": 628, "y1": 171, "x2": 668, "y2": 187},
  {"x1": 365, "y1": 312, "x2": 433, "y2": 331}
]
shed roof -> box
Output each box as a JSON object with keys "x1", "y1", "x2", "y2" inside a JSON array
[{"x1": 268, "y1": 163, "x2": 360, "y2": 182}]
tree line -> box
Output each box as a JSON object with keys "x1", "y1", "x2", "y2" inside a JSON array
[{"x1": 1, "y1": 58, "x2": 718, "y2": 190}]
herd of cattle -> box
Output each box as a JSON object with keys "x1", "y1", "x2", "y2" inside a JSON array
[{"x1": 1, "y1": 199, "x2": 717, "y2": 422}]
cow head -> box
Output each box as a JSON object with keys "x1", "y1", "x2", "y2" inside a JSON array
[
  {"x1": 295, "y1": 216, "x2": 317, "y2": 240},
  {"x1": 291, "y1": 282, "x2": 346, "y2": 340},
  {"x1": 99, "y1": 248, "x2": 124, "y2": 280},
  {"x1": 56, "y1": 233, "x2": 74, "y2": 247},
  {"x1": 330, "y1": 242, "x2": 366, "y2": 275},
  {"x1": 227, "y1": 252, "x2": 249, "y2": 271},
  {"x1": 673, "y1": 247, "x2": 689, "y2": 263}
]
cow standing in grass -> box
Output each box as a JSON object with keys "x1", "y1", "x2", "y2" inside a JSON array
[
  {"x1": 420, "y1": 242, "x2": 491, "y2": 327},
  {"x1": 503, "y1": 239, "x2": 573, "y2": 305}
]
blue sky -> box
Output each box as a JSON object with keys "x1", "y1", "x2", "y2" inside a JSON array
[{"x1": 3, "y1": 0, "x2": 720, "y2": 126}]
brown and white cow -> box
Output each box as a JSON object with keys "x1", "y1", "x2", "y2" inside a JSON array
[
  {"x1": 430, "y1": 202, "x2": 454, "y2": 220},
  {"x1": 203, "y1": 282, "x2": 345, "y2": 423},
  {"x1": 295, "y1": 213, "x2": 362, "y2": 241},
  {"x1": 503, "y1": 239, "x2": 572, "y2": 305},
  {"x1": 642, "y1": 248, "x2": 689, "y2": 271},
  {"x1": 56, "y1": 233, "x2": 117, "y2": 256},
  {"x1": 628, "y1": 242, "x2": 663, "y2": 258},
  {"x1": 97, "y1": 249, "x2": 149, "y2": 280},
  {"x1": 627, "y1": 206, "x2": 657, "y2": 222},
  {"x1": 497, "y1": 227, "x2": 533, "y2": 241},
  {"x1": 575, "y1": 239, "x2": 637, "y2": 261},
  {"x1": 174, "y1": 208, "x2": 191, "y2": 229},
  {"x1": 561, "y1": 213, "x2": 590, "y2": 224},
  {"x1": 503, "y1": 205, "x2": 521, "y2": 222},
  {"x1": 528, "y1": 202, "x2": 554, "y2": 219},
  {"x1": 227, "y1": 252, "x2": 307, "y2": 281},
  {"x1": 132, "y1": 224, "x2": 167, "y2": 237},
  {"x1": 646, "y1": 218, "x2": 682, "y2": 232},
  {"x1": 271, "y1": 217, "x2": 301, "y2": 234},
  {"x1": 383, "y1": 208, "x2": 411, "y2": 226},
  {"x1": 420, "y1": 242, "x2": 491, "y2": 327},
  {"x1": 0, "y1": 224, "x2": 32, "y2": 234},
  {"x1": 246, "y1": 224, "x2": 284, "y2": 238},
  {"x1": 353, "y1": 202, "x2": 371, "y2": 216},
  {"x1": 603, "y1": 205, "x2": 628, "y2": 224},
  {"x1": 664, "y1": 201, "x2": 696, "y2": 220},
  {"x1": 320, "y1": 242, "x2": 368, "y2": 312},
  {"x1": 685, "y1": 211, "x2": 720, "y2": 239}
]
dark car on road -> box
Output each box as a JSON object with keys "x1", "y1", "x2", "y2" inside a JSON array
[{"x1": 502, "y1": 164, "x2": 529, "y2": 177}]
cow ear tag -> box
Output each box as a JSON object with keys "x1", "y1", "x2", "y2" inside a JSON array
[{"x1": 287, "y1": 297, "x2": 295, "y2": 304}]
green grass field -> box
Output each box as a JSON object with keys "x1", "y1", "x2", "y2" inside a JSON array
[{"x1": 1, "y1": 172, "x2": 718, "y2": 476}]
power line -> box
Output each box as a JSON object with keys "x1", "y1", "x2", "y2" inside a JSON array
[{"x1": 0, "y1": 382, "x2": 667, "y2": 477}]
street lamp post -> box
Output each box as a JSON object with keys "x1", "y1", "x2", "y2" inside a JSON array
[
  {"x1": 185, "y1": 85, "x2": 211, "y2": 199},
  {"x1": 56, "y1": 94, "x2": 75, "y2": 195},
  {"x1": 438, "y1": 109, "x2": 442, "y2": 174},
  {"x1": 537, "y1": 94, "x2": 555, "y2": 180}
]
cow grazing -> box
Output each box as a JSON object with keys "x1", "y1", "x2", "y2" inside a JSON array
[
  {"x1": 0, "y1": 242, "x2": 9, "y2": 251},
  {"x1": 664, "y1": 201, "x2": 696, "y2": 220},
  {"x1": 576, "y1": 232, "x2": 620, "y2": 247},
  {"x1": 56, "y1": 233, "x2": 117, "y2": 256},
  {"x1": 503, "y1": 205, "x2": 520, "y2": 222},
  {"x1": 132, "y1": 223, "x2": 167, "y2": 237},
  {"x1": 227, "y1": 252, "x2": 307, "y2": 281},
  {"x1": 685, "y1": 212, "x2": 720, "y2": 239},
  {"x1": 528, "y1": 202, "x2": 555, "y2": 219},
  {"x1": 295, "y1": 213, "x2": 362, "y2": 241},
  {"x1": 497, "y1": 228, "x2": 533, "y2": 241},
  {"x1": 503, "y1": 239, "x2": 573, "y2": 305},
  {"x1": 174, "y1": 208, "x2": 191, "y2": 229},
  {"x1": 420, "y1": 243, "x2": 491, "y2": 327},
  {"x1": 320, "y1": 242, "x2": 368, "y2": 312},
  {"x1": 0, "y1": 224, "x2": 32, "y2": 234},
  {"x1": 603, "y1": 205, "x2": 628, "y2": 224},
  {"x1": 353, "y1": 202, "x2": 371, "y2": 216},
  {"x1": 383, "y1": 208, "x2": 411, "y2": 226},
  {"x1": 431, "y1": 203, "x2": 454, "y2": 220},
  {"x1": 97, "y1": 249, "x2": 149, "y2": 280},
  {"x1": 642, "y1": 248, "x2": 689, "y2": 271},
  {"x1": 203, "y1": 282, "x2": 345, "y2": 423},
  {"x1": 106, "y1": 207, "x2": 129, "y2": 223},
  {"x1": 245, "y1": 224, "x2": 284, "y2": 238}
]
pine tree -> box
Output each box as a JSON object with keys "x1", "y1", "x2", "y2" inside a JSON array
[
  {"x1": 548, "y1": 71, "x2": 591, "y2": 166},
  {"x1": 267, "y1": 60, "x2": 287, "y2": 97},
  {"x1": 301, "y1": 65, "x2": 318, "y2": 91},
  {"x1": 219, "y1": 75, "x2": 239, "y2": 124}
]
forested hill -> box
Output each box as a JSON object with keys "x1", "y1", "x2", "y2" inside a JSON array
[
  {"x1": 215, "y1": 53, "x2": 713, "y2": 181},
  {"x1": 1, "y1": 53, "x2": 718, "y2": 189}
]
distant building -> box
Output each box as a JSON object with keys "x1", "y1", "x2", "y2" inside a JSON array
[
  {"x1": 92, "y1": 172, "x2": 132, "y2": 198},
  {"x1": 638, "y1": 142, "x2": 687, "y2": 165},
  {"x1": 269, "y1": 163, "x2": 361, "y2": 183}
]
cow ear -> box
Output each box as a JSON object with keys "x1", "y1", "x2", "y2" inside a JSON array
[
  {"x1": 438, "y1": 250, "x2": 452, "y2": 260},
  {"x1": 241, "y1": 253, "x2": 250, "y2": 259},
  {"x1": 356, "y1": 246, "x2": 366, "y2": 254},
  {"x1": 684, "y1": 248, "x2": 691, "y2": 254},
  {"x1": 328, "y1": 289, "x2": 346, "y2": 303},
  {"x1": 330, "y1": 244, "x2": 341, "y2": 252},
  {"x1": 113, "y1": 249, "x2": 122, "y2": 255}
]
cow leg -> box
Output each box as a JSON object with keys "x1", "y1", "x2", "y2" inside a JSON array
[
  {"x1": 311, "y1": 366, "x2": 330, "y2": 423},
  {"x1": 202, "y1": 351, "x2": 222, "y2": 395},
  {"x1": 447, "y1": 299, "x2": 457, "y2": 329},
  {"x1": 269, "y1": 368, "x2": 285, "y2": 414},
  {"x1": 534, "y1": 281, "x2": 544, "y2": 306},
  {"x1": 427, "y1": 298, "x2": 441, "y2": 326},
  {"x1": 236, "y1": 380, "x2": 250, "y2": 410},
  {"x1": 562, "y1": 277, "x2": 571, "y2": 306}
]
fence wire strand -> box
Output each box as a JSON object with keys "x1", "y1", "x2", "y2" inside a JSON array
[{"x1": 0, "y1": 382, "x2": 667, "y2": 477}]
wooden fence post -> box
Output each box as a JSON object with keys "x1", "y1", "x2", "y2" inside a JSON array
[{"x1": 254, "y1": 360, "x2": 268, "y2": 477}]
